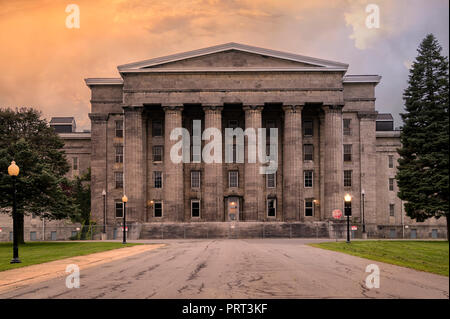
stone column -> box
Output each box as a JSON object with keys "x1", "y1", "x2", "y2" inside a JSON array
[
  {"x1": 123, "y1": 106, "x2": 146, "y2": 222},
  {"x1": 203, "y1": 106, "x2": 224, "y2": 221},
  {"x1": 358, "y1": 111, "x2": 378, "y2": 228},
  {"x1": 323, "y1": 104, "x2": 344, "y2": 219},
  {"x1": 163, "y1": 105, "x2": 184, "y2": 221},
  {"x1": 88, "y1": 113, "x2": 109, "y2": 223},
  {"x1": 243, "y1": 105, "x2": 264, "y2": 221},
  {"x1": 282, "y1": 105, "x2": 303, "y2": 221}
]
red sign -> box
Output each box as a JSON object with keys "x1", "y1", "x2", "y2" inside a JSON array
[
  {"x1": 351, "y1": 226, "x2": 357, "y2": 231},
  {"x1": 332, "y1": 209, "x2": 342, "y2": 219}
]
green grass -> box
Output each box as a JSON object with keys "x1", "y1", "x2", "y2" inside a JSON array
[
  {"x1": 310, "y1": 240, "x2": 449, "y2": 276},
  {"x1": 0, "y1": 242, "x2": 141, "y2": 272}
]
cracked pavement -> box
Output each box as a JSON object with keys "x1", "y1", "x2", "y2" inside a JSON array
[{"x1": 0, "y1": 239, "x2": 448, "y2": 299}]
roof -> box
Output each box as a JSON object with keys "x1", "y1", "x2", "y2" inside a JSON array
[
  {"x1": 117, "y1": 42, "x2": 349, "y2": 73},
  {"x1": 50, "y1": 117, "x2": 75, "y2": 124},
  {"x1": 376, "y1": 113, "x2": 394, "y2": 121}
]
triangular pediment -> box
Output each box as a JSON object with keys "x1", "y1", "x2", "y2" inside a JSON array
[{"x1": 117, "y1": 43, "x2": 348, "y2": 72}]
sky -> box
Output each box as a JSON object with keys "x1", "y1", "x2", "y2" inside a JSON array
[{"x1": 0, "y1": 0, "x2": 448, "y2": 131}]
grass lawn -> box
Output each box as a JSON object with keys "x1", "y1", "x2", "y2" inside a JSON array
[
  {"x1": 0, "y1": 242, "x2": 141, "y2": 272},
  {"x1": 310, "y1": 240, "x2": 449, "y2": 276}
]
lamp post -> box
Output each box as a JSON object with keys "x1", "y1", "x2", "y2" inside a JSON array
[
  {"x1": 122, "y1": 195, "x2": 128, "y2": 244},
  {"x1": 361, "y1": 189, "x2": 366, "y2": 237},
  {"x1": 102, "y1": 189, "x2": 106, "y2": 235},
  {"x1": 8, "y1": 161, "x2": 21, "y2": 264},
  {"x1": 344, "y1": 193, "x2": 352, "y2": 244}
]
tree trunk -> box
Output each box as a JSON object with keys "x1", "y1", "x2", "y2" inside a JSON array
[{"x1": 18, "y1": 213, "x2": 25, "y2": 244}]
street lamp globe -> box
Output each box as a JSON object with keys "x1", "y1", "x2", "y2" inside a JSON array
[
  {"x1": 344, "y1": 193, "x2": 352, "y2": 202},
  {"x1": 102, "y1": 189, "x2": 106, "y2": 196},
  {"x1": 8, "y1": 161, "x2": 19, "y2": 176},
  {"x1": 122, "y1": 195, "x2": 128, "y2": 203}
]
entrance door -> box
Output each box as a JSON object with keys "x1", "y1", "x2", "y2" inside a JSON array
[{"x1": 228, "y1": 197, "x2": 239, "y2": 221}]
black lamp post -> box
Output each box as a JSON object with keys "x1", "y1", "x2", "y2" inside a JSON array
[
  {"x1": 361, "y1": 189, "x2": 366, "y2": 235},
  {"x1": 122, "y1": 195, "x2": 128, "y2": 244},
  {"x1": 102, "y1": 189, "x2": 106, "y2": 234},
  {"x1": 8, "y1": 161, "x2": 21, "y2": 264},
  {"x1": 344, "y1": 193, "x2": 352, "y2": 244}
]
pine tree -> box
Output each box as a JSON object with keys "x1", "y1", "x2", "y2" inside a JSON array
[{"x1": 397, "y1": 34, "x2": 449, "y2": 238}]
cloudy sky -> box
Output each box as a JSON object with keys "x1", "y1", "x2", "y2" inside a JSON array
[{"x1": 0, "y1": 0, "x2": 448, "y2": 130}]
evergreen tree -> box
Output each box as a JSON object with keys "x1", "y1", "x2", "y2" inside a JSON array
[
  {"x1": 397, "y1": 34, "x2": 449, "y2": 237},
  {"x1": 0, "y1": 107, "x2": 80, "y2": 243}
]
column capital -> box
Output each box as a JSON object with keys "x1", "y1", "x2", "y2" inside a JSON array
[
  {"x1": 203, "y1": 105, "x2": 223, "y2": 113},
  {"x1": 242, "y1": 105, "x2": 263, "y2": 112},
  {"x1": 322, "y1": 104, "x2": 344, "y2": 113},
  {"x1": 282, "y1": 105, "x2": 304, "y2": 113},
  {"x1": 162, "y1": 105, "x2": 184, "y2": 112},
  {"x1": 88, "y1": 113, "x2": 109, "y2": 123}
]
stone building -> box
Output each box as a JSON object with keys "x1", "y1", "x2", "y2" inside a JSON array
[
  {"x1": 80, "y1": 43, "x2": 446, "y2": 239},
  {"x1": 1, "y1": 43, "x2": 446, "y2": 241}
]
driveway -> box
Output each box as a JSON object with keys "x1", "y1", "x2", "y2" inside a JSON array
[{"x1": 0, "y1": 239, "x2": 448, "y2": 299}]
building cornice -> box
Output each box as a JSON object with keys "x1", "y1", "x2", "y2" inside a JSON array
[
  {"x1": 119, "y1": 67, "x2": 348, "y2": 73},
  {"x1": 343, "y1": 75, "x2": 382, "y2": 84},
  {"x1": 85, "y1": 78, "x2": 123, "y2": 87}
]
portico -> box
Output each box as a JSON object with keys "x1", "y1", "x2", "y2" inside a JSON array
[{"x1": 85, "y1": 42, "x2": 380, "y2": 233}]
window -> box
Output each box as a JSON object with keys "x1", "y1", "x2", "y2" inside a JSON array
[
  {"x1": 9, "y1": 232, "x2": 13, "y2": 241},
  {"x1": 191, "y1": 200, "x2": 200, "y2": 218},
  {"x1": 31, "y1": 212, "x2": 36, "y2": 219},
  {"x1": 30, "y1": 232, "x2": 37, "y2": 241},
  {"x1": 115, "y1": 201, "x2": 123, "y2": 218},
  {"x1": 115, "y1": 172, "x2": 123, "y2": 189},
  {"x1": 304, "y1": 170, "x2": 313, "y2": 188},
  {"x1": 344, "y1": 144, "x2": 352, "y2": 162},
  {"x1": 388, "y1": 155, "x2": 394, "y2": 168},
  {"x1": 115, "y1": 120, "x2": 123, "y2": 138},
  {"x1": 305, "y1": 200, "x2": 314, "y2": 217},
  {"x1": 343, "y1": 119, "x2": 351, "y2": 136},
  {"x1": 303, "y1": 120, "x2": 313, "y2": 136},
  {"x1": 266, "y1": 173, "x2": 276, "y2": 188},
  {"x1": 389, "y1": 204, "x2": 395, "y2": 217},
  {"x1": 267, "y1": 198, "x2": 276, "y2": 217},
  {"x1": 410, "y1": 229, "x2": 417, "y2": 239},
  {"x1": 304, "y1": 144, "x2": 314, "y2": 161},
  {"x1": 229, "y1": 171, "x2": 239, "y2": 188},
  {"x1": 72, "y1": 157, "x2": 78, "y2": 170},
  {"x1": 71, "y1": 231, "x2": 78, "y2": 238},
  {"x1": 152, "y1": 120, "x2": 163, "y2": 137},
  {"x1": 115, "y1": 146, "x2": 123, "y2": 163},
  {"x1": 228, "y1": 120, "x2": 239, "y2": 129},
  {"x1": 431, "y1": 229, "x2": 438, "y2": 239},
  {"x1": 344, "y1": 170, "x2": 352, "y2": 187},
  {"x1": 154, "y1": 201, "x2": 163, "y2": 217},
  {"x1": 154, "y1": 171, "x2": 163, "y2": 188},
  {"x1": 389, "y1": 178, "x2": 395, "y2": 191},
  {"x1": 153, "y1": 146, "x2": 163, "y2": 162},
  {"x1": 51, "y1": 231, "x2": 57, "y2": 241},
  {"x1": 191, "y1": 171, "x2": 201, "y2": 189}
]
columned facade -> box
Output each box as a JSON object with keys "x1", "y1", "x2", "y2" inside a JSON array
[{"x1": 83, "y1": 42, "x2": 440, "y2": 239}]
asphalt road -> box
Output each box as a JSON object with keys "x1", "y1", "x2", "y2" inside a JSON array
[{"x1": 0, "y1": 239, "x2": 448, "y2": 299}]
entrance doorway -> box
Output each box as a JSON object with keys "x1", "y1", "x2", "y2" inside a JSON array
[{"x1": 227, "y1": 197, "x2": 239, "y2": 221}]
